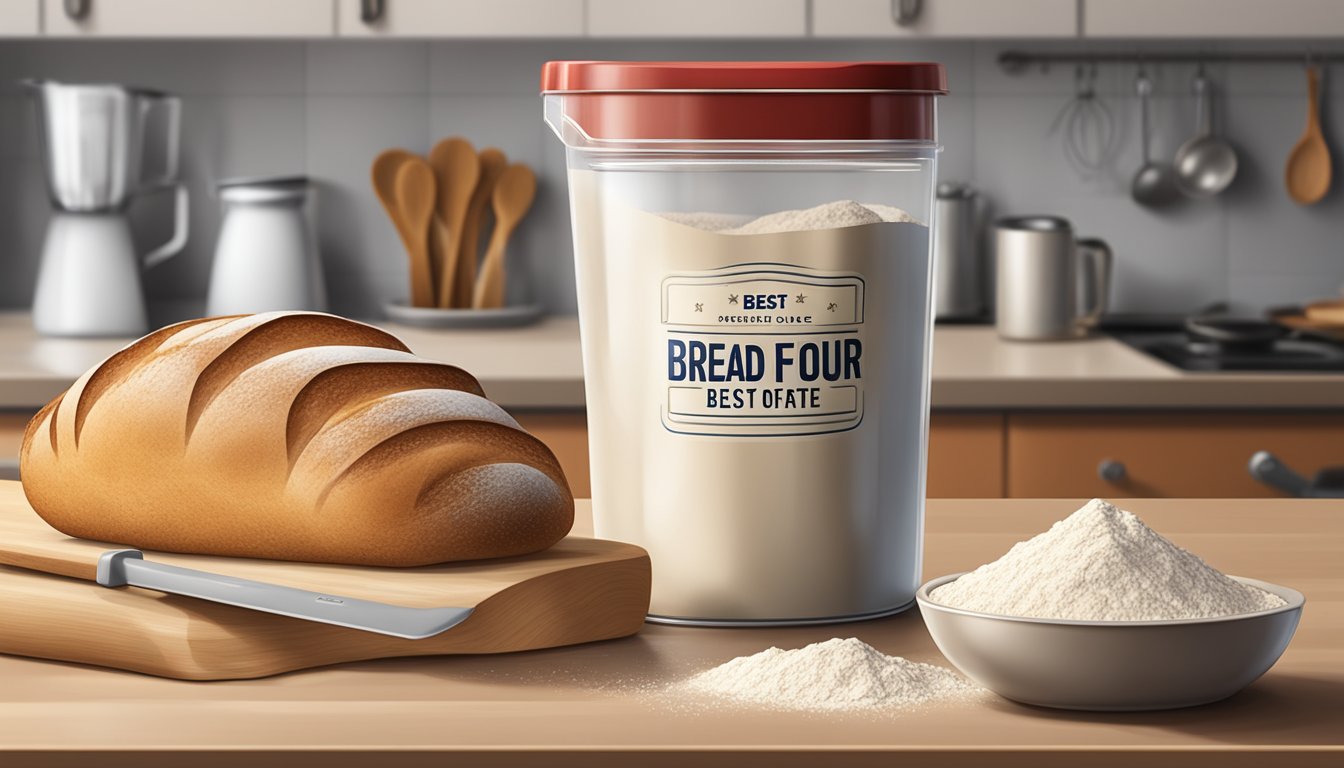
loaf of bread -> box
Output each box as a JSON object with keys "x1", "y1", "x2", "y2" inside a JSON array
[{"x1": 19, "y1": 312, "x2": 574, "y2": 566}]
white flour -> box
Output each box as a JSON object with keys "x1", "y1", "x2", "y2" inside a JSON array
[
  {"x1": 573, "y1": 171, "x2": 934, "y2": 620},
  {"x1": 661, "y1": 200, "x2": 917, "y2": 235},
  {"x1": 930, "y1": 499, "x2": 1287, "y2": 621},
  {"x1": 679, "y1": 638, "x2": 978, "y2": 712}
]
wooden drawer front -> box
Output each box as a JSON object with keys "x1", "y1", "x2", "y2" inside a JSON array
[
  {"x1": 927, "y1": 412, "x2": 1004, "y2": 498},
  {"x1": 1008, "y1": 412, "x2": 1344, "y2": 498},
  {"x1": 513, "y1": 411, "x2": 590, "y2": 500}
]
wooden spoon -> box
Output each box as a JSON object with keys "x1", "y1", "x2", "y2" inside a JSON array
[
  {"x1": 371, "y1": 149, "x2": 434, "y2": 307},
  {"x1": 457, "y1": 148, "x2": 508, "y2": 309},
  {"x1": 472, "y1": 164, "x2": 536, "y2": 310},
  {"x1": 394, "y1": 158, "x2": 437, "y2": 308},
  {"x1": 1286, "y1": 66, "x2": 1332, "y2": 206},
  {"x1": 428, "y1": 138, "x2": 480, "y2": 308}
]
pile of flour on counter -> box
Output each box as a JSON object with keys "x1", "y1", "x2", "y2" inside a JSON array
[
  {"x1": 677, "y1": 638, "x2": 978, "y2": 713},
  {"x1": 930, "y1": 498, "x2": 1288, "y2": 621},
  {"x1": 661, "y1": 200, "x2": 918, "y2": 235}
]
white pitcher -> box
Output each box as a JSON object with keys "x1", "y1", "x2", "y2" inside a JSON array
[{"x1": 207, "y1": 176, "x2": 325, "y2": 316}]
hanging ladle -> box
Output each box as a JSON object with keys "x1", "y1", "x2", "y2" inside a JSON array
[
  {"x1": 1174, "y1": 69, "x2": 1239, "y2": 197},
  {"x1": 1131, "y1": 71, "x2": 1181, "y2": 207}
]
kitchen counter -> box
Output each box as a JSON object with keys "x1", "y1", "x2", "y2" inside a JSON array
[
  {"x1": 0, "y1": 312, "x2": 585, "y2": 410},
  {"x1": 0, "y1": 497, "x2": 1340, "y2": 767},
  {"x1": 2, "y1": 311, "x2": 1344, "y2": 410}
]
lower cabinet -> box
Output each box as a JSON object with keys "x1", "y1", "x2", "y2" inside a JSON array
[
  {"x1": 3, "y1": 406, "x2": 1342, "y2": 499},
  {"x1": 1006, "y1": 412, "x2": 1344, "y2": 498},
  {"x1": 513, "y1": 410, "x2": 1006, "y2": 500},
  {"x1": 926, "y1": 412, "x2": 1005, "y2": 497}
]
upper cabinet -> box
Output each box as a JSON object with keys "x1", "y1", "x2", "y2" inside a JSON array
[
  {"x1": 0, "y1": 0, "x2": 37, "y2": 35},
  {"x1": 338, "y1": 0, "x2": 583, "y2": 37},
  {"x1": 588, "y1": 0, "x2": 805, "y2": 38},
  {"x1": 43, "y1": 0, "x2": 334, "y2": 37},
  {"x1": 813, "y1": 0, "x2": 1078, "y2": 38},
  {"x1": 1083, "y1": 0, "x2": 1344, "y2": 38}
]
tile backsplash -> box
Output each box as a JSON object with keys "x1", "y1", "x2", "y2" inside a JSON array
[{"x1": 1, "y1": 38, "x2": 1343, "y2": 319}]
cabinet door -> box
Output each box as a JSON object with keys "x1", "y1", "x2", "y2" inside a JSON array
[
  {"x1": 1007, "y1": 412, "x2": 1344, "y2": 498},
  {"x1": 927, "y1": 412, "x2": 1005, "y2": 498},
  {"x1": 813, "y1": 0, "x2": 1076, "y2": 38},
  {"x1": 338, "y1": 0, "x2": 582, "y2": 37},
  {"x1": 1084, "y1": 0, "x2": 1344, "y2": 37},
  {"x1": 0, "y1": 0, "x2": 38, "y2": 35},
  {"x1": 43, "y1": 0, "x2": 333, "y2": 37},
  {"x1": 589, "y1": 0, "x2": 805, "y2": 38}
]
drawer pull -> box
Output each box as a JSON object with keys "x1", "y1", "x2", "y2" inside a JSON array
[
  {"x1": 361, "y1": 0, "x2": 385, "y2": 23},
  {"x1": 64, "y1": 0, "x2": 89, "y2": 20},
  {"x1": 892, "y1": 0, "x2": 922, "y2": 26},
  {"x1": 1098, "y1": 459, "x2": 1127, "y2": 483}
]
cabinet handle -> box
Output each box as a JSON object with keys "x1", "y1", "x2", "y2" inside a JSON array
[
  {"x1": 360, "y1": 0, "x2": 385, "y2": 23},
  {"x1": 892, "y1": 0, "x2": 922, "y2": 26},
  {"x1": 1097, "y1": 459, "x2": 1126, "y2": 483},
  {"x1": 64, "y1": 0, "x2": 90, "y2": 20}
]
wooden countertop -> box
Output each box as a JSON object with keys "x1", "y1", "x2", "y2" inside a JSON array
[
  {"x1": 1, "y1": 497, "x2": 1341, "y2": 767},
  {"x1": 3, "y1": 311, "x2": 1344, "y2": 410}
]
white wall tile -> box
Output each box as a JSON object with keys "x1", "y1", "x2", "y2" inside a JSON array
[
  {"x1": 305, "y1": 94, "x2": 430, "y2": 316},
  {"x1": 0, "y1": 158, "x2": 48, "y2": 309},
  {"x1": 1, "y1": 39, "x2": 1344, "y2": 319},
  {"x1": 306, "y1": 41, "x2": 429, "y2": 95},
  {"x1": 1229, "y1": 272, "x2": 1344, "y2": 313},
  {"x1": 1224, "y1": 95, "x2": 1344, "y2": 277},
  {"x1": 0, "y1": 41, "x2": 305, "y2": 97}
]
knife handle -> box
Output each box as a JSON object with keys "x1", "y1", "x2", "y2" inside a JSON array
[{"x1": 95, "y1": 549, "x2": 473, "y2": 640}]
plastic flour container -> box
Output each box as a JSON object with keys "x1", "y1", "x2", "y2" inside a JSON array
[{"x1": 543, "y1": 61, "x2": 947, "y2": 625}]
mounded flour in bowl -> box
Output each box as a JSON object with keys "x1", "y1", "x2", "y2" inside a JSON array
[
  {"x1": 678, "y1": 637, "x2": 979, "y2": 713},
  {"x1": 929, "y1": 499, "x2": 1287, "y2": 621}
]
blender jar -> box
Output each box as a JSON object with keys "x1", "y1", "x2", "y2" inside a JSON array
[{"x1": 543, "y1": 61, "x2": 946, "y2": 625}]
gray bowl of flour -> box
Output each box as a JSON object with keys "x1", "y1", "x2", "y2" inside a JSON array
[{"x1": 917, "y1": 573, "x2": 1304, "y2": 711}]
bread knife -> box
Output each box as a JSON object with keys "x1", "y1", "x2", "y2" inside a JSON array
[{"x1": 96, "y1": 549, "x2": 473, "y2": 640}]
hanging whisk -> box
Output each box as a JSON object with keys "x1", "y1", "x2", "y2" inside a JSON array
[{"x1": 1050, "y1": 63, "x2": 1120, "y2": 178}]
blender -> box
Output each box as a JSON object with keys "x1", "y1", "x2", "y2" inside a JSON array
[{"x1": 25, "y1": 80, "x2": 188, "y2": 337}]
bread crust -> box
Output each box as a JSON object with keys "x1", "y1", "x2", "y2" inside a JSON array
[{"x1": 19, "y1": 312, "x2": 574, "y2": 566}]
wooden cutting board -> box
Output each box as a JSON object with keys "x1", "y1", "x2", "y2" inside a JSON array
[{"x1": 0, "y1": 481, "x2": 650, "y2": 680}]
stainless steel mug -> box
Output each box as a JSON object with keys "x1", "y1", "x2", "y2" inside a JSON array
[
  {"x1": 995, "y1": 216, "x2": 1111, "y2": 340},
  {"x1": 933, "y1": 182, "x2": 982, "y2": 320}
]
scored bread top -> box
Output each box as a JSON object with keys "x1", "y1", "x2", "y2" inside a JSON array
[{"x1": 19, "y1": 312, "x2": 574, "y2": 566}]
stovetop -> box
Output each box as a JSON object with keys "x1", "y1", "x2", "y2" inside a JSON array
[{"x1": 1112, "y1": 329, "x2": 1344, "y2": 373}]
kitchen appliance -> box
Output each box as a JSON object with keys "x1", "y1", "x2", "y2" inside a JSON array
[
  {"x1": 206, "y1": 176, "x2": 325, "y2": 316},
  {"x1": 933, "y1": 182, "x2": 983, "y2": 319},
  {"x1": 25, "y1": 80, "x2": 188, "y2": 337},
  {"x1": 1114, "y1": 317, "x2": 1344, "y2": 372},
  {"x1": 0, "y1": 482, "x2": 650, "y2": 680},
  {"x1": 545, "y1": 61, "x2": 946, "y2": 625},
  {"x1": 995, "y1": 216, "x2": 1111, "y2": 340}
]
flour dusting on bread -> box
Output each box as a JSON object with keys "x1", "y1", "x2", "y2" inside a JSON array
[{"x1": 19, "y1": 312, "x2": 574, "y2": 566}]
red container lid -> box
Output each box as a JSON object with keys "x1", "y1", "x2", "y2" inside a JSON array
[
  {"x1": 542, "y1": 61, "x2": 946, "y2": 143},
  {"x1": 541, "y1": 61, "x2": 947, "y2": 94}
]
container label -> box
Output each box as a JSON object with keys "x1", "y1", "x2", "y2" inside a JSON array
[{"x1": 660, "y1": 264, "x2": 865, "y2": 437}]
